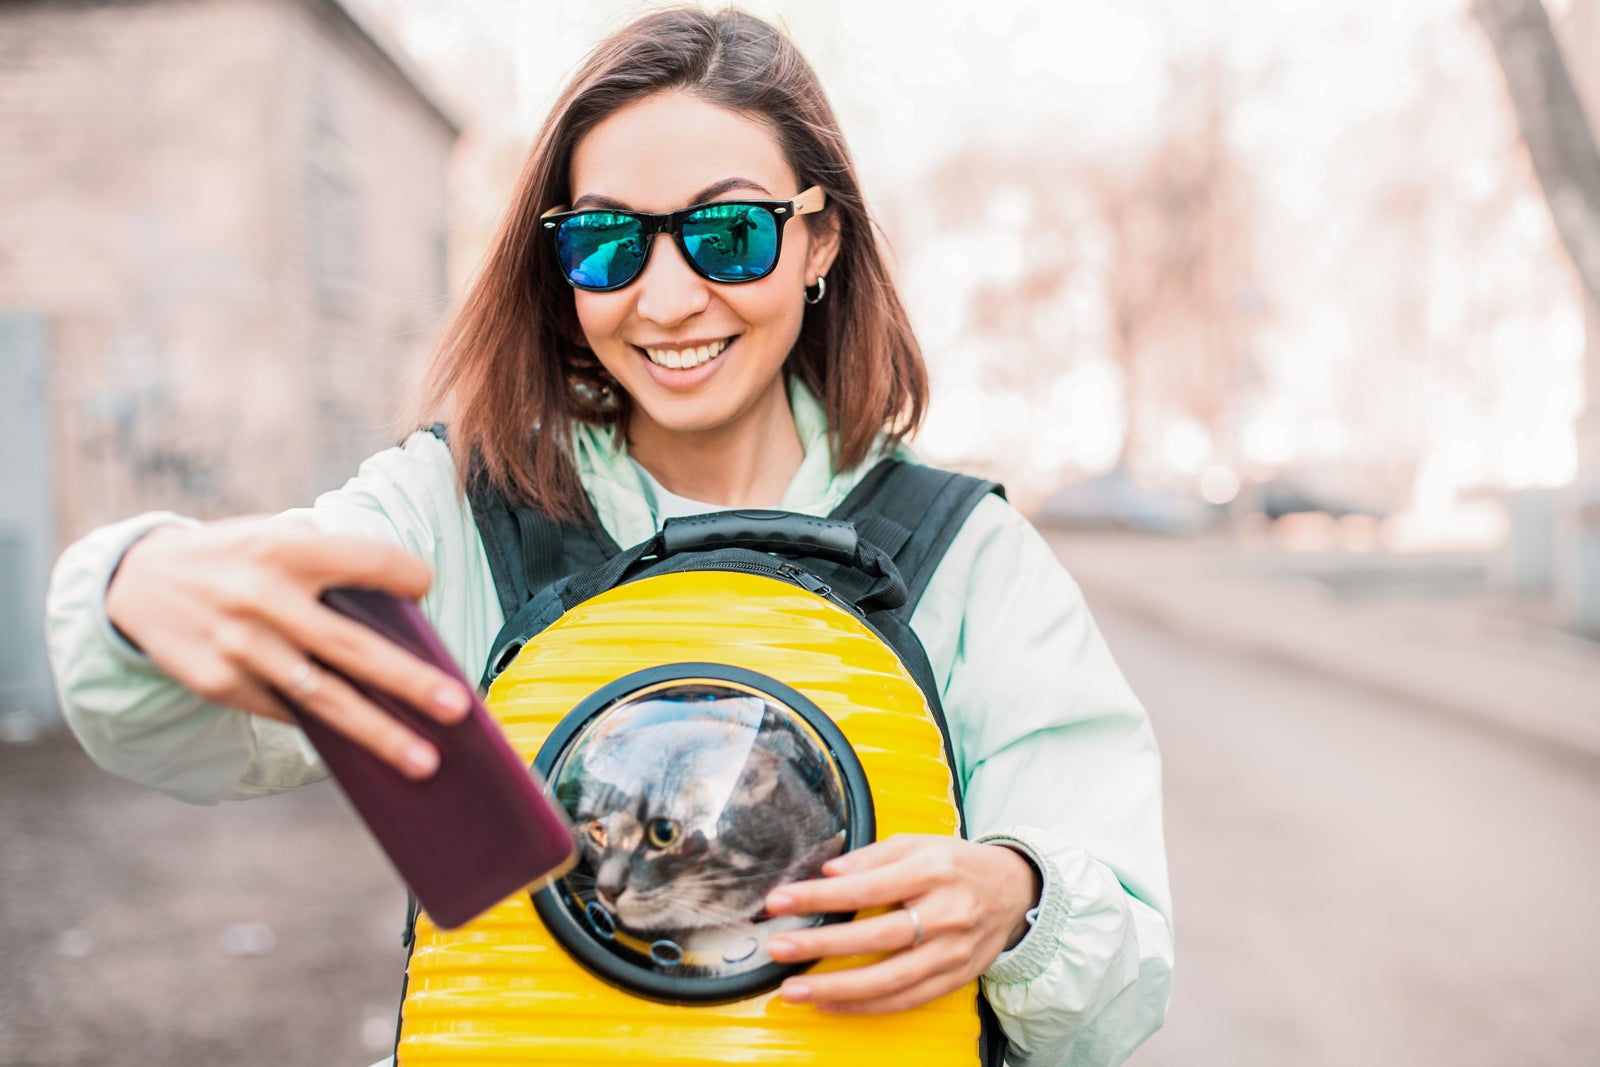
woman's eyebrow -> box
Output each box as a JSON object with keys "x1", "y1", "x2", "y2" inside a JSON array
[
  {"x1": 570, "y1": 192, "x2": 631, "y2": 211},
  {"x1": 570, "y1": 177, "x2": 775, "y2": 212},
  {"x1": 690, "y1": 177, "x2": 773, "y2": 201}
]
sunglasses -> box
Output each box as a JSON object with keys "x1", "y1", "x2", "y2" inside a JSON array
[{"x1": 541, "y1": 186, "x2": 825, "y2": 292}]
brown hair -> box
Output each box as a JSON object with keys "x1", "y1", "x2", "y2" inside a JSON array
[{"x1": 411, "y1": 7, "x2": 927, "y2": 519}]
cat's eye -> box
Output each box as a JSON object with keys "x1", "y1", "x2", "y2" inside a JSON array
[{"x1": 646, "y1": 818, "x2": 679, "y2": 849}]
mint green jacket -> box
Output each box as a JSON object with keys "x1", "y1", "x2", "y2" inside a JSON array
[{"x1": 46, "y1": 385, "x2": 1173, "y2": 1066}]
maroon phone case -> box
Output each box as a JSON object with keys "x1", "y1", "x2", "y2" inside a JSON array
[{"x1": 286, "y1": 586, "x2": 575, "y2": 929}]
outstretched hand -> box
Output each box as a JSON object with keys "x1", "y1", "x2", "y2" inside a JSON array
[
  {"x1": 105, "y1": 517, "x2": 472, "y2": 779},
  {"x1": 763, "y1": 834, "x2": 1041, "y2": 1015}
]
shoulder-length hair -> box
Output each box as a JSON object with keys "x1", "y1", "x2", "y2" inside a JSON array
[{"x1": 411, "y1": 6, "x2": 927, "y2": 519}]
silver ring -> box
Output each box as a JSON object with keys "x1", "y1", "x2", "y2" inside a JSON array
[
  {"x1": 287, "y1": 661, "x2": 323, "y2": 702},
  {"x1": 905, "y1": 905, "x2": 924, "y2": 948}
]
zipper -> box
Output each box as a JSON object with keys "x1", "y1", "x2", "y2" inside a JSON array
[
  {"x1": 644, "y1": 555, "x2": 863, "y2": 615},
  {"x1": 776, "y1": 562, "x2": 832, "y2": 598}
]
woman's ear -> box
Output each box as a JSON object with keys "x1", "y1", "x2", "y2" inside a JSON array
[{"x1": 803, "y1": 212, "x2": 842, "y2": 286}]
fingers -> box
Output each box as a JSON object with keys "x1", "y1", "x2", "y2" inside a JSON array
[
  {"x1": 768, "y1": 836, "x2": 951, "y2": 917},
  {"x1": 762, "y1": 836, "x2": 1028, "y2": 1016},
  {"x1": 769, "y1": 908, "x2": 918, "y2": 963},
  {"x1": 778, "y1": 943, "x2": 971, "y2": 1014},
  {"x1": 110, "y1": 518, "x2": 461, "y2": 778},
  {"x1": 264, "y1": 585, "x2": 471, "y2": 726},
  {"x1": 251, "y1": 526, "x2": 435, "y2": 600},
  {"x1": 208, "y1": 526, "x2": 470, "y2": 727},
  {"x1": 282, "y1": 664, "x2": 441, "y2": 779},
  {"x1": 235, "y1": 624, "x2": 441, "y2": 779}
]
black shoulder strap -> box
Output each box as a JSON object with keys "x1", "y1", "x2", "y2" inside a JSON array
[
  {"x1": 826, "y1": 458, "x2": 1005, "y2": 617},
  {"x1": 471, "y1": 487, "x2": 621, "y2": 622},
  {"x1": 426, "y1": 424, "x2": 622, "y2": 624}
]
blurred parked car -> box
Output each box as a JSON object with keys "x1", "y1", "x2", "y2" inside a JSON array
[
  {"x1": 1032, "y1": 471, "x2": 1221, "y2": 537},
  {"x1": 1240, "y1": 477, "x2": 1389, "y2": 521}
]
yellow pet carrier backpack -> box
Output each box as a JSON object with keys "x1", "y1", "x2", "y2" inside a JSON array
[{"x1": 394, "y1": 440, "x2": 1008, "y2": 1066}]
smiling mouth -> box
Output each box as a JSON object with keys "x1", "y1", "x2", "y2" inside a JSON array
[{"x1": 640, "y1": 337, "x2": 732, "y2": 370}]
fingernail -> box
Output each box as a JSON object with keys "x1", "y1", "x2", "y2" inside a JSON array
[
  {"x1": 781, "y1": 980, "x2": 810, "y2": 1003},
  {"x1": 766, "y1": 891, "x2": 794, "y2": 914},
  {"x1": 822, "y1": 856, "x2": 850, "y2": 875},
  {"x1": 768, "y1": 938, "x2": 795, "y2": 960},
  {"x1": 432, "y1": 684, "x2": 470, "y2": 721},
  {"x1": 404, "y1": 743, "x2": 439, "y2": 777}
]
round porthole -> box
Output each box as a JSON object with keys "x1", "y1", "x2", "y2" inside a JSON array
[{"x1": 531, "y1": 663, "x2": 874, "y2": 1004}]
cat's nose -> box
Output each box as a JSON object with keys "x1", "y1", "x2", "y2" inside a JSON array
[{"x1": 596, "y1": 883, "x2": 622, "y2": 906}]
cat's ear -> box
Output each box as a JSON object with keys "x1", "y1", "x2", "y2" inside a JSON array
[{"x1": 736, "y1": 746, "x2": 783, "y2": 804}]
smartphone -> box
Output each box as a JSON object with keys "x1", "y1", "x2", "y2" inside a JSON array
[{"x1": 284, "y1": 585, "x2": 575, "y2": 930}]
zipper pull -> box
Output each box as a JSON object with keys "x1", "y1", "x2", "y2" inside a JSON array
[{"x1": 777, "y1": 562, "x2": 833, "y2": 598}]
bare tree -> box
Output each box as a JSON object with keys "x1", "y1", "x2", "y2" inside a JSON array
[
  {"x1": 894, "y1": 47, "x2": 1263, "y2": 484},
  {"x1": 1473, "y1": 0, "x2": 1600, "y2": 307},
  {"x1": 1089, "y1": 54, "x2": 1261, "y2": 475}
]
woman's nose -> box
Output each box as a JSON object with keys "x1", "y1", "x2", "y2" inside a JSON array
[{"x1": 633, "y1": 233, "x2": 712, "y2": 325}]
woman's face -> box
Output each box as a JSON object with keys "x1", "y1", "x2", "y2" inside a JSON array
[{"x1": 566, "y1": 91, "x2": 838, "y2": 447}]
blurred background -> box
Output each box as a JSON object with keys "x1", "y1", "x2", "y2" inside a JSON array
[{"x1": 3, "y1": 0, "x2": 1599, "y2": 1064}]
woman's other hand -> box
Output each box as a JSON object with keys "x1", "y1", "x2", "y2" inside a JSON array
[
  {"x1": 104, "y1": 517, "x2": 471, "y2": 779},
  {"x1": 763, "y1": 834, "x2": 1043, "y2": 1014}
]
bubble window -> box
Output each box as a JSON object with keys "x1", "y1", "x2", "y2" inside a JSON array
[{"x1": 531, "y1": 663, "x2": 874, "y2": 1004}]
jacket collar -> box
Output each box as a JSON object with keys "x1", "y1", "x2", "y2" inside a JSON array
[{"x1": 570, "y1": 378, "x2": 881, "y2": 548}]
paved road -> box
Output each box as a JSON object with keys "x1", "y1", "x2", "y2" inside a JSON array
[
  {"x1": 1102, "y1": 604, "x2": 1600, "y2": 1067},
  {"x1": 0, "y1": 740, "x2": 405, "y2": 1067}
]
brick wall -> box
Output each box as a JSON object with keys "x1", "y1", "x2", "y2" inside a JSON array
[{"x1": 0, "y1": 0, "x2": 457, "y2": 541}]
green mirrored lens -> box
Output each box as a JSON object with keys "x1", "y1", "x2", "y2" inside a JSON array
[
  {"x1": 557, "y1": 213, "x2": 646, "y2": 289},
  {"x1": 681, "y1": 204, "x2": 779, "y2": 281}
]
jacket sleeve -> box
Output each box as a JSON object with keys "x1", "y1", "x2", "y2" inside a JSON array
[
  {"x1": 44, "y1": 431, "x2": 486, "y2": 805},
  {"x1": 911, "y1": 494, "x2": 1174, "y2": 1066}
]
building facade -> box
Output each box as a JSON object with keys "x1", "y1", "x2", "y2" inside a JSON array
[{"x1": 0, "y1": 0, "x2": 459, "y2": 720}]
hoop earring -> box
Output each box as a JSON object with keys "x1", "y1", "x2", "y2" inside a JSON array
[
  {"x1": 568, "y1": 348, "x2": 620, "y2": 414},
  {"x1": 804, "y1": 275, "x2": 827, "y2": 305}
]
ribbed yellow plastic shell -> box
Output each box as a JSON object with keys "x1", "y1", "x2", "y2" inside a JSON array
[{"x1": 398, "y1": 571, "x2": 979, "y2": 1066}]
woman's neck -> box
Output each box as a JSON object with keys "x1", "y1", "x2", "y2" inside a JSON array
[{"x1": 626, "y1": 381, "x2": 803, "y2": 507}]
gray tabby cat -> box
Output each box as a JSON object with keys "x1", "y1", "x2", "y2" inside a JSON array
[{"x1": 564, "y1": 698, "x2": 847, "y2": 975}]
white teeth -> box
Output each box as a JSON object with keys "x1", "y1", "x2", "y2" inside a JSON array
[{"x1": 643, "y1": 338, "x2": 728, "y2": 369}]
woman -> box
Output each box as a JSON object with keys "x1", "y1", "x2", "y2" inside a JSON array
[{"x1": 47, "y1": 8, "x2": 1172, "y2": 1065}]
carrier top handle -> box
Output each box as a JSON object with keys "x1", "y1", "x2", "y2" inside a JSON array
[
  {"x1": 661, "y1": 510, "x2": 858, "y2": 562},
  {"x1": 661, "y1": 510, "x2": 907, "y2": 614}
]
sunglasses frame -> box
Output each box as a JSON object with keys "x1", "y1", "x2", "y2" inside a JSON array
[{"x1": 540, "y1": 186, "x2": 826, "y2": 292}]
